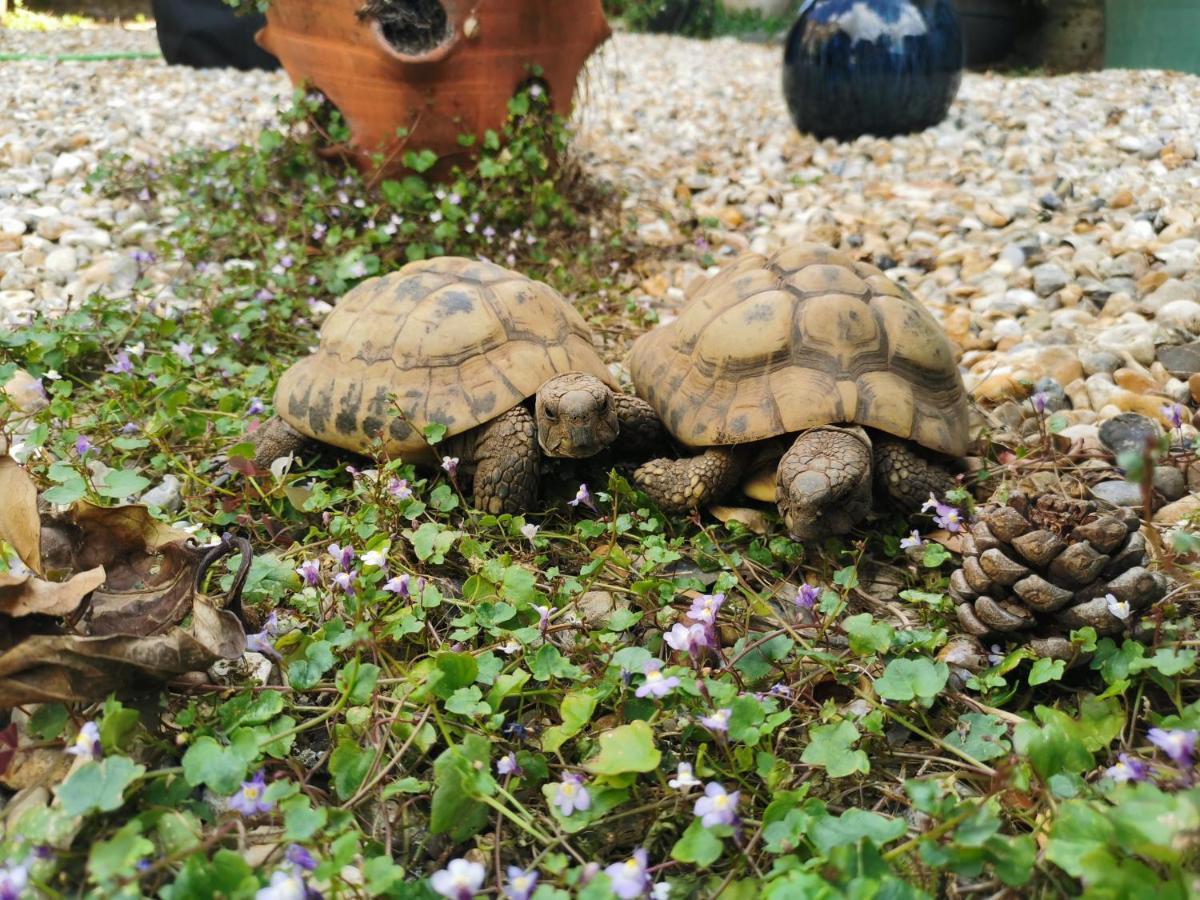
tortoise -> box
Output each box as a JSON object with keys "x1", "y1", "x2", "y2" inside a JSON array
[
  {"x1": 628, "y1": 242, "x2": 970, "y2": 538},
  {"x1": 251, "y1": 257, "x2": 664, "y2": 513}
]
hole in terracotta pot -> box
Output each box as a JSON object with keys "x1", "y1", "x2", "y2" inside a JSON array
[{"x1": 358, "y1": 0, "x2": 452, "y2": 57}]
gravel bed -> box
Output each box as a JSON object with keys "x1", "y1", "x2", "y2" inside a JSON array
[{"x1": 4, "y1": 25, "x2": 1200, "y2": 520}]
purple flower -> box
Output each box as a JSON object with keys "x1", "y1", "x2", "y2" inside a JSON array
[
  {"x1": 604, "y1": 849, "x2": 650, "y2": 900},
  {"x1": 255, "y1": 288, "x2": 275, "y2": 302},
  {"x1": 504, "y1": 866, "x2": 538, "y2": 900},
  {"x1": 228, "y1": 770, "x2": 274, "y2": 816},
  {"x1": 333, "y1": 571, "x2": 355, "y2": 595},
  {"x1": 430, "y1": 859, "x2": 485, "y2": 900},
  {"x1": 1163, "y1": 403, "x2": 1186, "y2": 430},
  {"x1": 933, "y1": 501, "x2": 964, "y2": 533},
  {"x1": 105, "y1": 351, "x2": 134, "y2": 375},
  {"x1": 553, "y1": 773, "x2": 590, "y2": 816},
  {"x1": 796, "y1": 583, "x2": 820, "y2": 610},
  {"x1": 668, "y1": 762, "x2": 701, "y2": 791},
  {"x1": 296, "y1": 559, "x2": 320, "y2": 586},
  {"x1": 248, "y1": 397, "x2": 266, "y2": 416},
  {"x1": 0, "y1": 862, "x2": 29, "y2": 900},
  {"x1": 568, "y1": 483, "x2": 595, "y2": 510},
  {"x1": 693, "y1": 782, "x2": 740, "y2": 827},
  {"x1": 900, "y1": 530, "x2": 923, "y2": 551},
  {"x1": 1148, "y1": 728, "x2": 1198, "y2": 768},
  {"x1": 768, "y1": 683, "x2": 792, "y2": 699},
  {"x1": 74, "y1": 435, "x2": 93, "y2": 457},
  {"x1": 1105, "y1": 753, "x2": 1151, "y2": 783},
  {"x1": 1031, "y1": 391, "x2": 1049, "y2": 414},
  {"x1": 65, "y1": 720, "x2": 101, "y2": 759},
  {"x1": 246, "y1": 613, "x2": 283, "y2": 659},
  {"x1": 699, "y1": 707, "x2": 731, "y2": 734},
  {"x1": 384, "y1": 573, "x2": 411, "y2": 596},
  {"x1": 280, "y1": 847, "x2": 316, "y2": 875},
  {"x1": 664, "y1": 622, "x2": 710, "y2": 657},
  {"x1": 441, "y1": 456, "x2": 459, "y2": 477},
  {"x1": 130, "y1": 248, "x2": 155, "y2": 266},
  {"x1": 688, "y1": 593, "x2": 725, "y2": 625},
  {"x1": 535, "y1": 605, "x2": 551, "y2": 632},
  {"x1": 387, "y1": 478, "x2": 412, "y2": 500},
  {"x1": 635, "y1": 660, "x2": 681, "y2": 699},
  {"x1": 172, "y1": 341, "x2": 194, "y2": 364},
  {"x1": 327, "y1": 543, "x2": 355, "y2": 571},
  {"x1": 121, "y1": 422, "x2": 140, "y2": 435},
  {"x1": 497, "y1": 752, "x2": 521, "y2": 777}
]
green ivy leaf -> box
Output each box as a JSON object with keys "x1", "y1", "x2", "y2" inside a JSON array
[
  {"x1": 671, "y1": 818, "x2": 727, "y2": 867},
  {"x1": 286, "y1": 639, "x2": 335, "y2": 690},
  {"x1": 96, "y1": 468, "x2": 150, "y2": 500},
  {"x1": 844, "y1": 613, "x2": 894, "y2": 656},
  {"x1": 1012, "y1": 706, "x2": 1095, "y2": 779},
  {"x1": 181, "y1": 736, "x2": 253, "y2": 795},
  {"x1": 88, "y1": 820, "x2": 154, "y2": 883},
  {"x1": 1029, "y1": 657, "x2": 1066, "y2": 686},
  {"x1": 430, "y1": 734, "x2": 495, "y2": 841},
  {"x1": 542, "y1": 690, "x2": 598, "y2": 752},
  {"x1": 337, "y1": 660, "x2": 381, "y2": 705},
  {"x1": 874, "y1": 658, "x2": 949, "y2": 707},
  {"x1": 809, "y1": 808, "x2": 907, "y2": 854},
  {"x1": 445, "y1": 686, "x2": 491, "y2": 716},
  {"x1": 282, "y1": 795, "x2": 327, "y2": 842},
  {"x1": 329, "y1": 738, "x2": 373, "y2": 799},
  {"x1": 584, "y1": 721, "x2": 661, "y2": 775},
  {"x1": 57, "y1": 756, "x2": 146, "y2": 816},
  {"x1": 921, "y1": 543, "x2": 952, "y2": 568},
  {"x1": 801, "y1": 721, "x2": 869, "y2": 778},
  {"x1": 943, "y1": 713, "x2": 1011, "y2": 762},
  {"x1": 160, "y1": 850, "x2": 256, "y2": 900}
]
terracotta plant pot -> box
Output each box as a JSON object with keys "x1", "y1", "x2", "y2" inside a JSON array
[{"x1": 257, "y1": 0, "x2": 611, "y2": 177}]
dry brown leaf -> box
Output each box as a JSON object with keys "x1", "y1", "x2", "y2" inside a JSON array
[
  {"x1": 84, "y1": 542, "x2": 203, "y2": 637},
  {"x1": 0, "y1": 456, "x2": 42, "y2": 574},
  {"x1": 709, "y1": 504, "x2": 772, "y2": 535},
  {"x1": 927, "y1": 529, "x2": 965, "y2": 554},
  {"x1": 41, "y1": 501, "x2": 193, "y2": 575},
  {"x1": 0, "y1": 566, "x2": 106, "y2": 618}
]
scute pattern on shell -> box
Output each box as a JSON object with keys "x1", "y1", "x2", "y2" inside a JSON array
[
  {"x1": 628, "y1": 243, "x2": 969, "y2": 454},
  {"x1": 274, "y1": 257, "x2": 616, "y2": 459},
  {"x1": 949, "y1": 493, "x2": 1168, "y2": 657}
]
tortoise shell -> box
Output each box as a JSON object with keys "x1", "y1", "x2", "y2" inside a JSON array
[
  {"x1": 275, "y1": 257, "x2": 616, "y2": 461},
  {"x1": 629, "y1": 243, "x2": 969, "y2": 455}
]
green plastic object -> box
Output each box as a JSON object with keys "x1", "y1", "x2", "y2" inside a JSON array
[{"x1": 1105, "y1": 0, "x2": 1200, "y2": 74}]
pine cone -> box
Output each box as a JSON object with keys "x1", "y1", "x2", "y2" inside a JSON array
[{"x1": 948, "y1": 493, "x2": 1167, "y2": 659}]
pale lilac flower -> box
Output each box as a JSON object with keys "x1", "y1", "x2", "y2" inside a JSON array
[
  {"x1": 0, "y1": 863, "x2": 29, "y2": 900},
  {"x1": 42, "y1": 369, "x2": 61, "y2": 381},
  {"x1": 1163, "y1": 404, "x2": 1186, "y2": 430},
  {"x1": 121, "y1": 422, "x2": 140, "y2": 435},
  {"x1": 504, "y1": 866, "x2": 538, "y2": 900},
  {"x1": 383, "y1": 573, "x2": 411, "y2": 596},
  {"x1": 285, "y1": 845, "x2": 316, "y2": 871},
  {"x1": 296, "y1": 559, "x2": 320, "y2": 586},
  {"x1": 328, "y1": 543, "x2": 355, "y2": 570},
  {"x1": 1105, "y1": 593, "x2": 1132, "y2": 621},
  {"x1": 246, "y1": 612, "x2": 283, "y2": 659},
  {"x1": 987, "y1": 644, "x2": 1005, "y2": 666},
  {"x1": 430, "y1": 858, "x2": 485, "y2": 900},
  {"x1": 694, "y1": 782, "x2": 740, "y2": 827},
  {"x1": 311, "y1": 223, "x2": 327, "y2": 242},
  {"x1": 664, "y1": 622, "x2": 710, "y2": 657},
  {"x1": 635, "y1": 660, "x2": 681, "y2": 699},
  {"x1": 652, "y1": 884, "x2": 671, "y2": 900},
  {"x1": 768, "y1": 683, "x2": 792, "y2": 699},
  {"x1": 105, "y1": 351, "x2": 134, "y2": 375},
  {"x1": 126, "y1": 341, "x2": 145, "y2": 357},
  {"x1": 699, "y1": 708, "x2": 731, "y2": 734},
  {"x1": 65, "y1": 721, "x2": 101, "y2": 759},
  {"x1": 347, "y1": 260, "x2": 368, "y2": 279},
  {"x1": 688, "y1": 593, "x2": 725, "y2": 625},
  {"x1": 74, "y1": 435, "x2": 92, "y2": 456},
  {"x1": 1148, "y1": 728, "x2": 1198, "y2": 768},
  {"x1": 520, "y1": 523, "x2": 539, "y2": 544},
  {"x1": 1031, "y1": 391, "x2": 1049, "y2": 414},
  {"x1": 256, "y1": 867, "x2": 308, "y2": 900},
  {"x1": 497, "y1": 753, "x2": 521, "y2": 777},
  {"x1": 553, "y1": 773, "x2": 590, "y2": 816},
  {"x1": 900, "y1": 530, "x2": 923, "y2": 551},
  {"x1": 568, "y1": 483, "x2": 595, "y2": 510},
  {"x1": 528, "y1": 84, "x2": 544, "y2": 99},
  {"x1": 360, "y1": 546, "x2": 388, "y2": 569},
  {"x1": 933, "y1": 501, "x2": 963, "y2": 533},
  {"x1": 228, "y1": 770, "x2": 274, "y2": 816},
  {"x1": 430, "y1": 210, "x2": 444, "y2": 224},
  {"x1": 535, "y1": 605, "x2": 551, "y2": 632},
  {"x1": 388, "y1": 478, "x2": 412, "y2": 500},
  {"x1": 448, "y1": 193, "x2": 462, "y2": 206},
  {"x1": 172, "y1": 341, "x2": 194, "y2": 364},
  {"x1": 248, "y1": 397, "x2": 266, "y2": 416},
  {"x1": 796, "y1": 583, "x2": 820, "y2": 609},
  {"x1": 441, "y1": 456, "x2": 459, "y2": 476},
  {"x1": 201, "y1": 341, "x2": 218, "y2": 356},
  {"x1": 1105, "y1": 753, "x2": 1150, "y2": 783},
  {"x1": 333, "y1": 571, "x2": 355, "y2": 595},
  {"x1": 668, "y1": 762, "x2": 701, "y2": 791},
  {"x1": 920, "y1": 493, "x2": 939, "y2": 513},
  {"x1": 604, "y1": 849, "x2": 650, "y2": 900},
  {"x1": 130, "y1": 248, "x2": 155, "y2": 266}
]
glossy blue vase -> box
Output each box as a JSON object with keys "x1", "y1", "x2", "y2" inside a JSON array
[{"x1": 782, "y1": 0, "x2": 964, "y2": 140}]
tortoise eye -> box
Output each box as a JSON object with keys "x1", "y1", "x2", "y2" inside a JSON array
[{"x1": 544, "y1": 405, "x2": 558, "y2": 420}]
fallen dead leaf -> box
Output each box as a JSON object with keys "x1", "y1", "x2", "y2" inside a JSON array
[
  {"x1": 0, "y1": 456, "x2": 42, "y2": 574},
  {"x1": 0, "y1": 567, "x2": 106, "y2": 619}
]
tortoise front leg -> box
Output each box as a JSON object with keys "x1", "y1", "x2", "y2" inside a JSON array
[
  {"x1": 470, "y1": 405, "x2": 539, "y2": 515},
  {"x1": 611, "y1": 393, "x2": 670, "y2": 457},
  {"x1": 250, "y1": 416, "x2": 312, "y2": 471},
  {"x1": 633, "y1": 447, "x2": 744, "y2": 513},
  {"x1": 776, "y1": 426, "x2": 873, "y2": 539},
  {"x1": 873, "y1": 434, "x2": 958, "y2": 514}
]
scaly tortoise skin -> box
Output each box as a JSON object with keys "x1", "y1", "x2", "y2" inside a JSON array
[
  {"x1": 628, "y1": 242, "x2": 970, "y2": 538},
  {"x1": 252, "y1": 257, "x2": 664, "y2": 514}
]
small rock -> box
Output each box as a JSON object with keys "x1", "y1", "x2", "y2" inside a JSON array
[
  {"x1": 1031, "y1": 262, "x2": 1069, "y2": 297},
  {"x1": 1098, "y1": 412, "x2": 1161, "y2": 457},
  {"x1": 1094, "y1": 323, "x2": 1156, "y2": 366},
  {"x1": 1157, "y1": 299, "x2": 1200, "y2": 334},
  {"x1": 59, "y1": 228, "x2": 112, "y2": 251},
  {"x1": 1109, "y1": 188, "x2": 1134, "y2": 208},
  {"x1": 1091, "y1": 480, "x2": 1144, "y2": 509},
  {"x1": 1158, "y1": 342, "x2": 1200, "y2": 376},
  {"x1": 1154, "y1": 494, "x2": 1200, "y2": 525},
  {"x1": 1032, "y1": 376, "x2": 1070, "y2": 412},
  {"x1": 140, "y1": 475, "x2": 183, "y2": 513},
  {"x1": 1152, "y1": 465, "x2": 1187, "y2": 502},
  {"x1": 1080, "y1": 349, "x2": 1122, "y2": 377},
  {"x1": 51, "y1": 153, "x2": 84, "y2": 179},
  {"x1": 43, "y1": 246, "x2": 78, "y2": 276}
]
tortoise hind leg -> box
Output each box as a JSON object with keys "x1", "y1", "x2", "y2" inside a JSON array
[
  {"x1": 471, "y1": 405, "x2": 539, "y2": 515},
  {"x1": 873, "y1": 434, "x2": 958, "y2": 514},
  {"x1": 633, "y1": 447, "x2": 744, "y2": 513}
]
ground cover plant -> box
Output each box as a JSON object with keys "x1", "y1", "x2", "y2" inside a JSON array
[{"x1": 1, "y1": 78, "x2": 1199, "y2": 900}]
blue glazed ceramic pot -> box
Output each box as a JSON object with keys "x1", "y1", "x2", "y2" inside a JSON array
[{"x1": 782, "y1": 0, "x2": 964, "y2": 140}]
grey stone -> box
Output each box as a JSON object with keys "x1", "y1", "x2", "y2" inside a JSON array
[
  {"x1": 1153, "y1": 465, "x2": 1187, "y2": 501},
  {"x1": 1099, "y1": 413, "x2": 1162, "y2": 457},
  {"x1": 140, "y1": 475, "x2": 183, "y2": 513},
  {"x1": 1091, "y1": 480, "x2": 1145, "y2": 509},
  {"x1": 1079, "y1": 349, "x2": 1122, "y2": 376},
  {"x1": 1032, "y1": 376, "x2": 1071, "y2": 412},
  {"x1": 1157, "y1": 342, "x2": 1200, "y2": 376},
  {"x1": 1032, "y1": 262, "x2": 1070, "y2": 297}
]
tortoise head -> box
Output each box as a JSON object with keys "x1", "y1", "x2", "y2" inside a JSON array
[{"x1": 535, "y1": 373, "x2": 618, "y2": 458}]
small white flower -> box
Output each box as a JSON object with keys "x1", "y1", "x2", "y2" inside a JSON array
[
  {"x1": 1105, "y1": 593, "x2": 1132, "y2": 621},
  {"x1": 360, "y1": 546, "x2": 388, "y2": 569},
  {"x1": 201, "y1": 341, "x2": 218, "y2": 356},
  {"x1": 520, "y1": 523, "x2": 539, "y2": 543},
  {"x1": 668, "y1": 762, "x2": 701, "y2": 791},
  {"x1": 43, "y1": 369, "x2": 62, "y2": 381}
]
